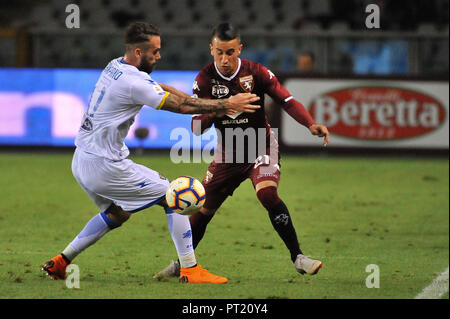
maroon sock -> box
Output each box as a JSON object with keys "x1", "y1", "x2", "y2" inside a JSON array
[
  {"x1": 257, "y1": 187, "x2": 302, "y2": 262},
  {"x1": 189, "y1": 211, "x2": 214, "y2": 249}
]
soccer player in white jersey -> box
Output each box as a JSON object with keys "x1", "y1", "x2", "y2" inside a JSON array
[{"x1": 42, "y1": 22, "x2": 260, "y2": 284}]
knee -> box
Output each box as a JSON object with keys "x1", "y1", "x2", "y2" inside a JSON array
[
  {"x1": 106, "y1": 205, "x2": 131, "y2": 225},
  {"x1": 199, "y1": 206, "x2": 216, "y2": 217},
  {"x1": 117, "y1": 211, "x2": 131, "y2": 224},
  {"x1": 256, "y1": 186, "x2": 281, "y2": 210}
]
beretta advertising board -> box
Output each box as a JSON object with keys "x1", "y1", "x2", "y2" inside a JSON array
[{"x1": 281, "y1": 79, "x2": 449, "y2": 150}]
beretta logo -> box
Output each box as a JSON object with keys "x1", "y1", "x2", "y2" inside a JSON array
[
  {"x1": 308, "y1": 87, "x2": 446, "y2": 140},
  {"x1": 212, "y1": 84, "x2": 229, "y2": 98}
]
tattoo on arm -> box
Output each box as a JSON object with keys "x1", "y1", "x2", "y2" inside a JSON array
[
  {"x1": 182, "y1": 97, "x2": 227, "y2": 113},
  {"x1": 161, "y1": 93, "x2": 227, "y2": 114},
  {"x1": 159, "y1": 83, "x2": 191, "y2": 99}
]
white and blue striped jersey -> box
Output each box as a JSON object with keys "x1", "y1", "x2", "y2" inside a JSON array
[{"x1": 75, "y1": 57, "x2": 168, "y2": 160}]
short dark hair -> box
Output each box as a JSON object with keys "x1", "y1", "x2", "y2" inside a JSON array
[
  {"x1": 211, "y1": 23, "x2": 240, "y2": 42},
  {"x1": 125, "y1": 22, "x2": 160, "y2": 48}
]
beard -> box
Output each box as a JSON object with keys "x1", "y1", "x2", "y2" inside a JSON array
[{"x1": 137, "y1": 57, "x2": 156, "y2": 74}]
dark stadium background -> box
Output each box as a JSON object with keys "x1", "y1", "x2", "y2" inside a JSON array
[{"x1": 0, "y1": 0, "x2": 448, "y2": 156}]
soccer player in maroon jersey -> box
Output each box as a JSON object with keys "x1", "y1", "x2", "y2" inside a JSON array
[{"x1": 155, "y1": 23, "x2": 329, "y2": 279}]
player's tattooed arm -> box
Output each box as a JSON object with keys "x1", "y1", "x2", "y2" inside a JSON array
[
  {"x1": 158, "y1": 83, "x2": 191, "y2": 99},
  {"x1": 161, "y1": 92, "x2": 260, "y2": 115},
  {"x1": 158, "y1": 83, "x2": 224, "y2": 114}
]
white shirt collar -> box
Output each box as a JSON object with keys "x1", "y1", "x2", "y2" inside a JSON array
[{"x1": 214, "y1": 58, "x2": 241, "y2": 81}]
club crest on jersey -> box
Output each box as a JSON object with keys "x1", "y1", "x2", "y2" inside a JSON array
[
  {"x1": 212, "y1": 84, "x2": 229, "y2": 98},
  {"x1": 239, "y1": 75, "x2": 254, "y2": 92},
  {"x1": 80, "y1": 114, "x2": 93, "y2": 132}
]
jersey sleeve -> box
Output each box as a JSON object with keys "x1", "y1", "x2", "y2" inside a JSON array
[
  {"x1": 130, "y1": 78, "x2": 169, "y2": 109},
  {"x1": 257, "y1": 64, "x2": 315, "y2": 128},
  {"x1": 257, "y1": 64, "x2": 291, "y2": 103},
  {"x1": 192, "y1": 70, "x2": 210, "y2": 99}
]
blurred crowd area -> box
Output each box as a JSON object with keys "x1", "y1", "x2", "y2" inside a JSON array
[{"x1": 0, "y1": 0, "x2": 449, "y2": 75}]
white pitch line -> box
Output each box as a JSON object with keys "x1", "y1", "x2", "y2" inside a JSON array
[{"x1": 415, "y1": 266, "x2": 449, "y2": 299}]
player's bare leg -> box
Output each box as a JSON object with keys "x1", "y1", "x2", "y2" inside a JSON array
[{"x1": 255, "y1": 181, "x2": 322, "y2": 275}]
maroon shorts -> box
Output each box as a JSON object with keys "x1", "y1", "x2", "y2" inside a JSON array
[{"x1": 201, "y1": 152, "x2": 281, "y2": 210}]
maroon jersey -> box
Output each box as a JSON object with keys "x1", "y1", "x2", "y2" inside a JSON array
[{"x1": 192, "y1": 58, "x2": 304, "y2": 163}]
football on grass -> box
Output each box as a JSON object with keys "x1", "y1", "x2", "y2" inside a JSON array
[{"x1": 166, "y1": 176, "x2": 206, "y2": 215}]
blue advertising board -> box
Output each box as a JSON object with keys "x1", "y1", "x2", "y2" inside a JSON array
[{"x1": 0, "y1": 68, "x2": 211, "y2": 149}]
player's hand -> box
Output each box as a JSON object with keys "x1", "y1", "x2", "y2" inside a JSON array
[
  {"x1": 227, "y1": 93, "x2": 260, "y2": 113},
  {"x1": 309, "y1": 124, "x2": 330, "y2": 147}
]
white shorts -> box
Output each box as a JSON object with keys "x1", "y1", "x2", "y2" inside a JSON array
[{"x1": 72, "y1": 148, "x2": 170, "y2": 213}]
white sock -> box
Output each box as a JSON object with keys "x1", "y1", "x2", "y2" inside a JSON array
[
  {"x1": 179, "y1": 252, "x2": 197, "y2": 269},
  {"x1": 63, "y1": 212, "x2": 119, "y2": 261},
  {"x1": 165, "y1": 209, "x2": 197, "y2": 268}
]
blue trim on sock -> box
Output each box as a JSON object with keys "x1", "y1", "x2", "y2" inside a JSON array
[
  {"x1": 129, "y1": 194, "x2": 167, "y2": 213},
  {"x1": 100, "y1": 212, "x2": 120, "y2": 229},
  {"x1": 165, "y1": 206, "x2": 175, "y2": 215}
]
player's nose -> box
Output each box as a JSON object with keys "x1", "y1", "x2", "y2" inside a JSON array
[{"x1": 220, "y1": 55, "x2": 228, "y2": 64}]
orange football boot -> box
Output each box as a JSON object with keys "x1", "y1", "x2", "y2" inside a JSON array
[
  {"x1": 42, "y1": 254, "x2": 70, "y2": 280},
  {"x1": 179, "y1": 264, "x2": 228, "y2": 284}
]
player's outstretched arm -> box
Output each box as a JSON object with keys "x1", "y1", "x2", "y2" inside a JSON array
[
  {"x1": 161, "y1": 93, "x2": 260, "y2": 115},
  {"x1": 159, "y1": 83, "x2": 191, "y2": 99},
  {"x1": 259, "y1": 65, "x2": 330, "y2": 147}
]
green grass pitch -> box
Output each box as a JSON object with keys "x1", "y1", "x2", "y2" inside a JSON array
[{"x1": 0, "y1": 151, "x2": 448, "y2": 299}]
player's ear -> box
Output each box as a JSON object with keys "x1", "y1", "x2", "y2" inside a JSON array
[
  {"x1": 209, "y1": 43, "x2": 214, "y2": 56},
  {"x1": 134, "y1": 47, "x2": 141, "y2": 59},
  {"x1": 238, "y1": 43, "x2": 243, "y2": 55}
]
